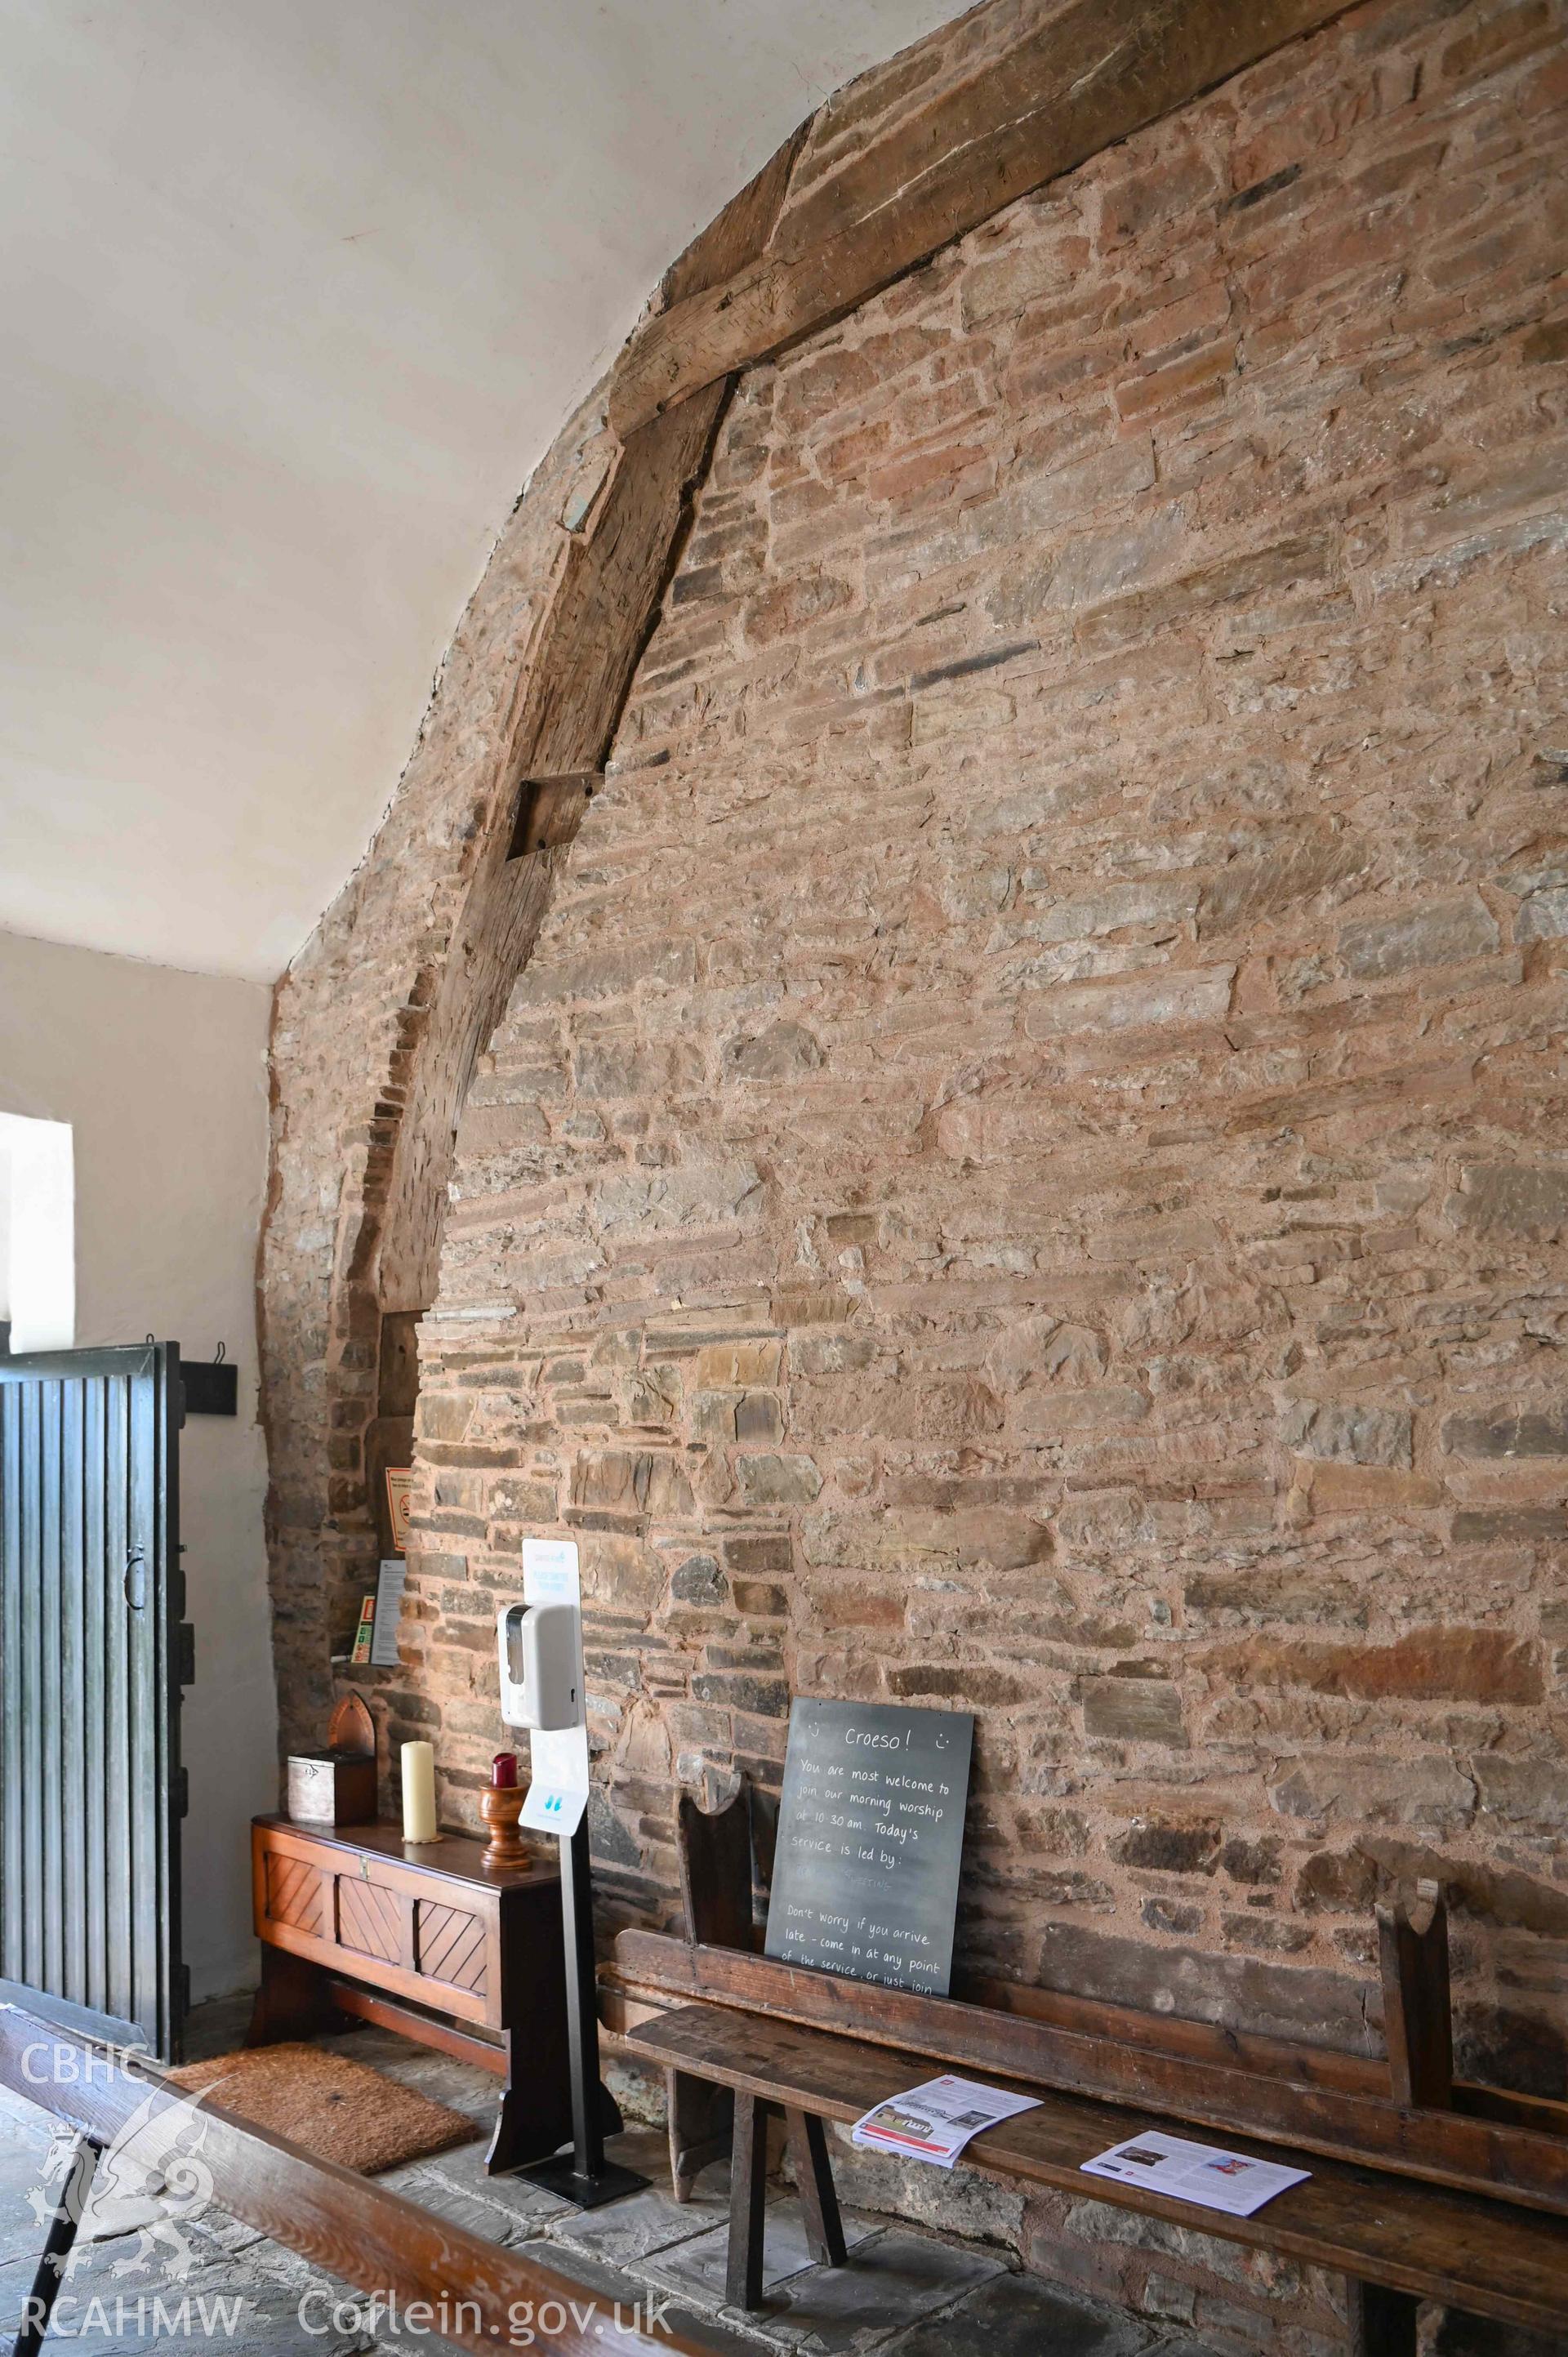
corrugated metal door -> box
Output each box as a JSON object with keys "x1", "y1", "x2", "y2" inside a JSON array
[{"x1": 0, "y1": 1342, "x2": 189, "y2": 2061}]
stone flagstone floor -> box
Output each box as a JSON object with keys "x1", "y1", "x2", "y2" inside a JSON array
[{"x1": 0, "y1": 1998, "x2": 1226, "y2": 2356}]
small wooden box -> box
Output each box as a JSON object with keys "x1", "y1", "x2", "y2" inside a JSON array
[{"x1": 286, "y1": 1748, "x2": 377, "y2": 1827}]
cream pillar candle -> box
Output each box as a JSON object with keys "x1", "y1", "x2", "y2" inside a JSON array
[{"x1": 400, "y1": 1740, "x2": 438, "y2": 1843}]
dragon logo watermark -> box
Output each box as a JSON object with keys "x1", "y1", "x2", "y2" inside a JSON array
[{"x1": 23, "y1": 2044, "x2": 216, "y2": 2290}]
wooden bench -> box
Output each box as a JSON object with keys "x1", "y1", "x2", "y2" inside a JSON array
[{"x1": 601, "y1": 1791, "x2": 1568, "y2": 2350}]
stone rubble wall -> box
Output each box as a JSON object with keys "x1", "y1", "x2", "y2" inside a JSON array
[
  {"x1": 262, "y1": 0, "x2": 1566, "y2": 2345},
  {"x1": 415, "y1": 0, "x2": 1567, "y2": 2081}
]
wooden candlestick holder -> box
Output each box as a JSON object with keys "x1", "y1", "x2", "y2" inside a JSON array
[{"x1": 479, "y1": 1784, "x2": 528, "y2": 1871}]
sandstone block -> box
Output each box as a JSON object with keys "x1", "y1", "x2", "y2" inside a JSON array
[
  {"x1": 1446, "y1": 1161, "x2": 1568, "y2": 1237},
  {"x1": 1443, "y1": 1406, "x2": 1568, "y2": 1459},
  {"x1": 1294, "y1": 1847, "x2": 1379, "y2": 1916},
  {"x1": 743, "y1": 570, "x2": 855, "y2": 646},
  {"x1": 990, "y1": 436, "x2": 1156, "y2": 542},
  {"x1": 732, "y1": 1579, "x2": 788, "y2": 1617},
  {"x1": 1451, "y1": 1505, "x2": 1566, "y2": 1544},
  {"x1": 960, "y1": 232, "x2": 1090, "y2": 327},
  {"x1": 1515, "y1": 884, "x2": 1568, "y2": 940},
  {"x1": 724, "y1": 1532, "x2": 793, "y2": 1575},
  {"x1": 1015, "y1": 1384, "x2": 1150, "y2": 1438},
  {"x1": 670, "y1": 1553, "x2": 726, "y2": 1606},
  {"x1": 691, "y1": 1670, "x2": 790, "y2": 1717},
  {"x1": 1025, "y1": 874, "x2": 1198, "y2": 945},
  {"x1": 573, "y1": 1037, "x2": 703, "y2": 1098},
  {"x1": 515, "y1": 937, "x2": 695, "y2": 1005},
  {"x1": 1080, "y1": 1674, "x2": 1187, "y2": 1746},
  {"x1": 791, "y1": 1331, "x2": 878, "y2": 1375},
  {"x1": 1280, "y1": 1398, "x2": 1411, "y2": 1467},
  {"x1": 416, "y1": 1392, "x2": 474, "y2": 1442},
  {"x1": 570, "y1": 1450, "x2": 650, "y2": 1513},
  {"x1": 987, "y1": 1318, "x2": 1107, "y2": 1388},
  {"x1": 735, "y1": 1391, "x2": 784, "y2": 1442},
  {"x1": 595, "y1": 1159, "x2": 763, "y2": 1233},
  {"x1": 1474, "y1": 1755, "x2": 1568, "y2": 1832},
  {"x1": 1143, "y1": 1896, "x2": 1205, "y2": 1935},
  {"x1": 1298, "y1": 1463, "x2": 1445, "y2": 1512},
  {"x1": 888, "y1": 1664, "x2": 1031, "y2": 1704},
  {"x1": 1268, "y1": 1755, "x2": 1475, "y2": 1835},
  {"x1": 1024, "y1": 967, "x2": 1234, "y2": 1038},
  {"x1": 734, "y1": 1452, "x2": 823, "y2": 1506},
  {"x1": 1076, "y1": 532, "x2": 1333, "y2": 655},
  {"x1": 1220, "y1": 1911, "x2": 1312, "y2": 1954},
  {"x1": 1220, "y1": 1838, "x2": 1281, "y2": 1887},
  {"x1": 1338, "y1": 893, "x2": 1499, "y2": 978},
  {"x1": 1197, "y1": 831, "x2": 1370, "y2": 935},
  {"x1": 811, "y1": 1579, "x2": 906, "y2": 1632},
  {"x1": 724, "y1": 1021, "x2": 825, "y2": 1079},
  {"x1": 1218, "y1": 1629, "x2": 1543, "y2": 1706},
  {"x1": 1111, "y1": 1820, "x2": 1220, "y2": 1874},
  {"x1": 691, "y1": 1389, "x2": 738, "y2": 1446},
  {"x1": 890, "y1": 1507, "x2": 1054, "y2": 1570},
  {"x1": 697, "y1": 1339, "x2": 783, "y2": 1387}
]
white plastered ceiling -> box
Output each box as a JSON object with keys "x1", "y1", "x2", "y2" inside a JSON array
[{"x1": 0, "y1": 0, "x2": 955, "y2": 982}]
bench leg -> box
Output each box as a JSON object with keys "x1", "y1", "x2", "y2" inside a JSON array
[
  {"x1": 667, "y1": 2067, "x2": 734, "y2": 2202},
  {"x1": 785, "y1": 2109, "x2": 845, "y2": 2269},
  {"x1": 726, "y1": 2093, "x2": 773, "y2": 2311},
  {"x1": 1345, "y1": 2278, "x2": 1419, "y2": 2356}
]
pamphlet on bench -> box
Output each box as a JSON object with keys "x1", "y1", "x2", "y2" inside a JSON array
[
  {"x1": 1081, "y1": 2129, "x2": 1309, "y2": 2217},
  {"x1": 851, "y1": 2075, "x2": 1040, "y2": 2168}
]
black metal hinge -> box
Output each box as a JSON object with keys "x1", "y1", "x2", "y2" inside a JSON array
[{"x1": 175, "y1": 1623, "x2": 196, "y2": 1686}]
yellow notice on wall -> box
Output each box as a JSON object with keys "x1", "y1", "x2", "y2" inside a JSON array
[{"x1": 384, "y1": 1467, "x2": 414, "y2": 1553}]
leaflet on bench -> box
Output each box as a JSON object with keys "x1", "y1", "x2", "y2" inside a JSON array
[
  {"x1": 851, "y1": 2074, "x2": 1041, "y2": 2168},
  {"x1": 1082, "y1": 2129, "x2": 1309, "y2": 2217}
]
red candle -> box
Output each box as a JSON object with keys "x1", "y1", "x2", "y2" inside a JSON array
[{"x1": 492, "y1": 1751, "x2": 519, "y2": 1789}]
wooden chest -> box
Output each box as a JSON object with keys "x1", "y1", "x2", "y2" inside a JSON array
[{"x1": 252, "y1": 1814, "x2": 558, "y2": 2030}]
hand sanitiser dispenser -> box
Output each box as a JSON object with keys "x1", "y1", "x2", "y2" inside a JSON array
[
  {"x1": 497, "y1": 1537, "x2": 648, "y2": 2212},
  {"x1": 496, "y1": 1599, "x2": 580, "y2": 1731}
]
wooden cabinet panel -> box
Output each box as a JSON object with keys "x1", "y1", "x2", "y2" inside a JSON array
[
  {"x1": 416, "y1": 1900, "x2": 488, "y2": 1997},
  {"x1": 264, "y1": 1852, "x2": 323, "y2": 1937},
  {"x1": 335, "y1": 1876, "x2": 403, "y2": 1967}
]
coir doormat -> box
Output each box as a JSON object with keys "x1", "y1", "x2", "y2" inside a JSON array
[{"x1": 167, "y1": 2043, "x2": 477, "y2": 2174}]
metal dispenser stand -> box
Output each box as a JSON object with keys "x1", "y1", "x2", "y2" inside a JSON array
[{"x1": 498, "y1": 1539, "x2": 648, "y2": 2208}]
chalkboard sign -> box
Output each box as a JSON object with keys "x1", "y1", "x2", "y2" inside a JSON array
[{"x1": 764, "y1": 1700, "x2": 974, "y2": 1996}]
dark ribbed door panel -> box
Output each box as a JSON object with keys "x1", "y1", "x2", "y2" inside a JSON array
[{"x1": 0, "y1": 1343, "x2": 186, "y2": 2060}]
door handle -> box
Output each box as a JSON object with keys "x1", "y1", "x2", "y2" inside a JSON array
[{"x1": 123, "y1": 1549, "x2": 146, "y2": 1611}]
